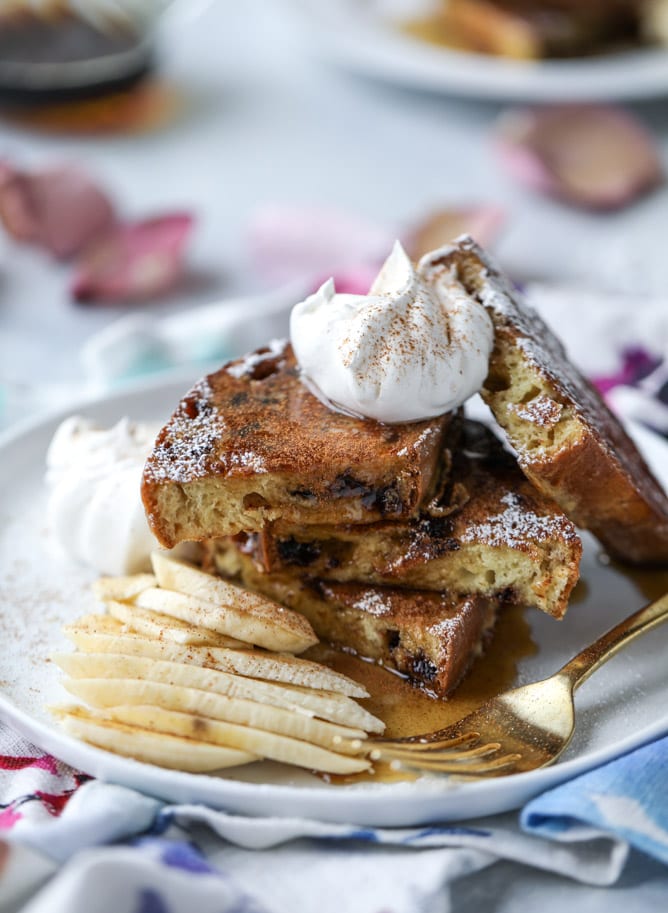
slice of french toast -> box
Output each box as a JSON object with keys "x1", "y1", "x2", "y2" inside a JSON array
[
  {"x1": 223, "y1": 421, "x2": 581, "y2": 619},
  {"x1": 142, "y1": 340, "x2": 457, "y2": 548},
  {"x1": 207, "y1": 540, "x2": 499, "y2": 697},
  {"x1": 420, "y1": 236, "x2": 668, "y2": 565}
]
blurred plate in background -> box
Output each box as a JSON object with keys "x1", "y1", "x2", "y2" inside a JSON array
[{"x1": 294, "y1": 0, "x2": 668, "y2": 101}]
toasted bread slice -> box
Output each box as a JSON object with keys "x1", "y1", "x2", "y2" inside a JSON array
[
  {"x1": 419, "y1": 236, "x2": 668, "y2": 565},
  {"x1": 223, "y1": 421, "x2": 581, "y2": 619},
  {"x1": 142, "y1": 341, "x2": 455, "y2": 548},
  {"x1": 211, "y1": 541, "x2": 498, "y2": 697}
]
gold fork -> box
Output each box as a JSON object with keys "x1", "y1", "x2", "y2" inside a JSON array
[{"x1": 351, "y1": 592, "x2": 668, "y2": 777}]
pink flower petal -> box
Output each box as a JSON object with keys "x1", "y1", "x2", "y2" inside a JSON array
[
  {"x1": 404, "y1": 205, "x2": 505, "y2": 260},
  {"x1": 495, "y1": 105, "x2": 663, "y2": 210},
  {"x1": 71, "y1": 213, "x2": 194, "y2": 304},
  {"x1": 0, "y1": 162, "x2": 116, "y2": 258},
  {"x1": 0, "y1": 162, "x2": 36, "y2": 243},
  {"x1": 248, "y1": 204, "x2": 393, "y2": 283}
]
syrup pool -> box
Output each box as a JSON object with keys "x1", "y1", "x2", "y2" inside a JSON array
[
  {"x1": 308, "y1": 561, "x2": 668, "y2": 785},
  {"x1": 307, "y1": 603, "x2": 534, "y2": 784}
]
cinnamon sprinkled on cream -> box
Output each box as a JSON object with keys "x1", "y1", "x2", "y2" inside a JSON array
[{"x1": 290, "y1": 241, "x2": 494, "y2": 424}]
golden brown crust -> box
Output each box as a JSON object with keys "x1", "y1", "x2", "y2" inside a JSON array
[
  {"x1": 142, "y1": 341, "x2": 455, "y2": 548},
  {"x1": 420, "y1": 236, "x2": 668, "y2": 565},
  {"x1": 212, "y1": 541, "x2": 498, "y2": 697},
  {"x1": 229, "y1": 421, "x2": 581, "y2": 618}
]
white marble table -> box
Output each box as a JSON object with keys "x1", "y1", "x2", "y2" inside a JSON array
[{"x1": 1, "y1": 1, "x2": 667, "y2": 909}]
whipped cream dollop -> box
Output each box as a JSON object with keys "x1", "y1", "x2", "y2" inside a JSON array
[
  {"x1": 46, "y1": 415, "x2": 159, "y2": 575},
  {"x1": 290, "y1": 241, "x2": 494, "y2": 423}
]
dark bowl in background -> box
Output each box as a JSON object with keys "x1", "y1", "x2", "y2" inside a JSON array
[{"x1": 0, "y1": 2, "x2": 162, "y2": 105}]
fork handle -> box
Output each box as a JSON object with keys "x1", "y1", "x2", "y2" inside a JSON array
[{"x1": 559, "y1": 591, "x2": 668, "y2": 690}]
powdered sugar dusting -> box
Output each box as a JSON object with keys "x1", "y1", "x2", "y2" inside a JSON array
[
  {"x1": 143, "y1": 376, "x2": 221, "y2": 484},
  {"x1": 350, "y1": 590, "x2": 392, "y2": 617},
  {"x1": 511, "y1": 394, "x2": 563, "y2": 427},
  {"x1": 226, "y1": 339, "x2": 288, "y2": 379},
  {"x1": 426, "y1": 613, "x2": 459, "y2": 639},
  {"x1": 227, "y1": 451, "x2": 267, "y2": 473},
  {"x1": 396, "y1": 425, "x2": 440, "y2": 457},
  {"x1": 462, "y1": 492, "x2": 574, "y2": 548}
]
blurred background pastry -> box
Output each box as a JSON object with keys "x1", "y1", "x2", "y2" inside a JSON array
[{"x1": 406, "y1": 0, "x2": 658, "y2": 59}]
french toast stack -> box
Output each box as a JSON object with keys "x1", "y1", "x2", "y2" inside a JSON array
[{"x1": 142, "y1": 238, "x2": 668, "y2": 697}]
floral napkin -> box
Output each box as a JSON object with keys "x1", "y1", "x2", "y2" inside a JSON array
[{"x1": 1, "y1": 720, "x2": 668, "y2": 913}]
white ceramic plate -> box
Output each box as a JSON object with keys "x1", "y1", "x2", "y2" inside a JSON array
[
  {"x1": 294, "y1": 0, "x2": 668, "y2": 101},
  {"x1": 1, "y1": 374, "x2": 668, "y2": 826}
]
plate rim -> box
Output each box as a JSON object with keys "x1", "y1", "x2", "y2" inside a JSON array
[{"x1": 2, "y1": 372, "x2": 668, "y2": 824}]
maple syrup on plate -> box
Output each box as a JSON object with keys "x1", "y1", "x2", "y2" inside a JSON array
[{"x1": 309, "y1": 563, "x2": 668, "y2": 785}]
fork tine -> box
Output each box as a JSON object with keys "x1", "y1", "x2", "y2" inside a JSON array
[
  {"x1": 369, "y1": 741, "x2": 501, "y2": 763},
  {"x1": 448, "y1": 753, "x2": 522, "y2": 774},
  {"x1": 370, "y1": 731, "x2": 480, "y2": 752},
  {"x1": 380, "y1": 752, "x2": 521, "y2": 776}
]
